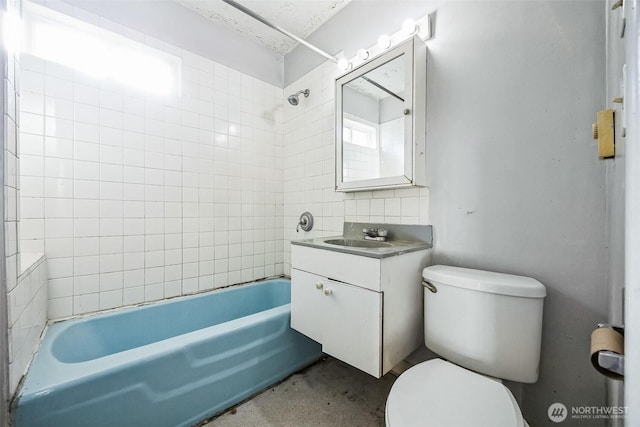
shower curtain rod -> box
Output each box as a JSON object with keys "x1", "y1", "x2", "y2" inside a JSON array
[
  {"x1": 362, "y1": 76, "x2": 404, "y2": 102},
  {"x1": 221, "y1": 0, "x2": 339, "y2": 63}
]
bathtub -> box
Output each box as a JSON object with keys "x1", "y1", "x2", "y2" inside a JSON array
[{"x1": 14, "y1": 279, "x2": 322, "y2": 427}]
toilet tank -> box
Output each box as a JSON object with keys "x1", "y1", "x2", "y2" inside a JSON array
[{"x1": 422, "y1": 265, "x2": 546, "y2": 383}]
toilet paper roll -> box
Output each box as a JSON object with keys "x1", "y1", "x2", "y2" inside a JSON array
[{"x1": 590, "y1": 327, "x2": 624, "y2": 380}]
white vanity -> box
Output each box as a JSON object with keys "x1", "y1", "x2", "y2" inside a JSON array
[{"x1": 290, "y1": 223, "x2": 432, "y2": 378}]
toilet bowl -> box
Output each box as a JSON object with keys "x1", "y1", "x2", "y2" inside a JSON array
[
  {"x1": 385, "y1": 359, "x2": 525, "y2": 427},
  {"x1": 385, "y1": 265, "x2": 545, "y2": 427}
]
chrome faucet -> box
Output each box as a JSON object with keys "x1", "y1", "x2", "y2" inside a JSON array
[{"x1": 363, "y1": 228, "x2": 388, "y2": 242}]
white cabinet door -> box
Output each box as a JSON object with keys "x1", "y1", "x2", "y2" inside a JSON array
[
  {"x1": 290, "y1": 268, "x2": 324, "y2": 343},
  {"x1": 291, "y1": 269, "x2": 383, "y2": 377},
  {"x1": 321, "y1": 279, "x2": 383, "y2": 377}
]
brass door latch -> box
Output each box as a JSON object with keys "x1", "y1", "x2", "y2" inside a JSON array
[{"x1": 592, "y1": 109, "x2": 615, "y2": 159}]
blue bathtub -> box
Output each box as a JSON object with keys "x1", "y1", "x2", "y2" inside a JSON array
[{"x1": 15, "y1": 279, "x2": 322, "y2": 427}]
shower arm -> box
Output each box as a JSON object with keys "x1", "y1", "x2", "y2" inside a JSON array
[{"x1": 221, "y1": 0, "x2": 339, "y2": 64}]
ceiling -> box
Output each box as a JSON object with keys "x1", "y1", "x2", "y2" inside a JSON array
[{"x1": 179, "y1": 0, "x2": 351, "y2": 55}]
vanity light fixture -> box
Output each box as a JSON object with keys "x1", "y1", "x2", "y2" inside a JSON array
[
  {"x1": 336, "y1": 13, "x2": 432, "y2": 75},
  {"x1": 401, "y1": 19, "x2": 418, "y2": 36},
  {"x1": 337, "y1": 58, "x2": 352, "y2": 71},
  {"x1": 377, "y1": 34, "x2": 391, "y2": 49},
  {"x1": 357, "y1": 48, "x2": 370, "y2": 60}
]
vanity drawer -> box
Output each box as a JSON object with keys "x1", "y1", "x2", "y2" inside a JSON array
[{"x1": 291, "y1": 245, "x2": 381, "y2": 291}]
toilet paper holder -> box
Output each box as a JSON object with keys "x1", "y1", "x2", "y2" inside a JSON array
[
  {"x1": 594, "y1": 323, "x2": 624, "y2": 378},
  {"x1": 599, "y1": 351, "x2": 624, "y2": 376},
  {"x1": 598, "y1": 323, "x2": 624, "y2": 335}
]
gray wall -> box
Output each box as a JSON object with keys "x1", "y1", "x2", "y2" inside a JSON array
[
  {"x1": 343, "y1": 86, "x2": 379, "y2": 123},
  {"x1": 288, "y1": 1, "x2": 609, "y2": 425},
  {"x1": 342, "y1": 87, "x2": 404, "y2": 123},
  {"x1": 425, "y1": 2, "x2": 607, "y2": 425},
  {"x1": 379, "y1": 96, "x2": 403, "y2": 123}
]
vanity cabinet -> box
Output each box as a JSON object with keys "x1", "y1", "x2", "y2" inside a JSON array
[
  {"x1": 291, "y1": 244, "x2": 429, "y2": 378},
  {"x1": 291, "y1": 269, "x2": 382, "y2": 376}
]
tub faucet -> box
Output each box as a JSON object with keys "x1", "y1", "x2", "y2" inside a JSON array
[{"x1": 363, "y1": 228, "x2": 388, "y2": 242}]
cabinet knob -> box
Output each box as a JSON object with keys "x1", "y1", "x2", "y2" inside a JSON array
[
  {"x1": 315, "y1": 282, "x2": 323, "y2": 290},
  {"x1": 323, "y1": 289, "x2": 332, "y2": 296}
]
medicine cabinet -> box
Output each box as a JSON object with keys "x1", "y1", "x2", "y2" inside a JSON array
[{"x1": 335, "y1": 36, "x2": 427, "y2": 192}]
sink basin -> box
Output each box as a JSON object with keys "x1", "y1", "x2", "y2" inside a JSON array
[{"x1": 324, "y1": 238, "x2": 392, "y2": 249}]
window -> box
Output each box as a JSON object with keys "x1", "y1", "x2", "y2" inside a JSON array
[
  {"x1": 343, "y1": 118, "x2": 377, "y2": 149},
  {"x1": 23, "y1": 2, "x2": 181, "y2": 96}
]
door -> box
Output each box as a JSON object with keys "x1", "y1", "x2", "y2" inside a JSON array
[
  {"x1": 290, "y1": 268, "x2": 324, "y2": 343},
  {"x1": 321, "y1": 278, "x2": 383, "y2": 377}
]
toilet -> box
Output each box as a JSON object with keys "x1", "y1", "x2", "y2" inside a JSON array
[{"x1": 385, "y1": 265, "x2": 547, "y2": 427}]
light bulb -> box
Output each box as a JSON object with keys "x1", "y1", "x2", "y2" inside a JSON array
[
  {"x1": 337, "y1": 58, "x2": 351, "y2": 71},
  {"x1": 357, "y1": 48, "x2": 369, "y2": 60},
  {"x1": 401, "y1": 19, "x2": 418, "y2": 36},
  {"x1": 377, "y1": 34, "x2": 391, "y2": 49}
]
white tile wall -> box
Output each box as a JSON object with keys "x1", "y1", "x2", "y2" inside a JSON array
[
  {"x1": 282, "y1": 61, "x2": 430, "y2": 274},
  {"x1": 342, "y1": 114, "x2": 379, "y2": 181},
  {"x1": 5, "y1": 43, "x2": 19, "y2": 294},
  {"x1": 18, "y1": 7, "x2": 284, "y2": 318},
  {"x1": 4, "y1": 0, "x2": 49, "y2": 396},
  {"x1": 7, "y1": 255, "x2": 47, "y2": 393}
]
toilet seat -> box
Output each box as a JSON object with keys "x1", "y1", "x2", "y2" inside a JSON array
[{"x1": 386, "y1": 359, "x2": 525, "y2": 427}]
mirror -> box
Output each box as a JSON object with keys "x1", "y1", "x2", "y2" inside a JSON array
[{"x1": 336, "y1": 36, "x2": 426, "y2": 192}]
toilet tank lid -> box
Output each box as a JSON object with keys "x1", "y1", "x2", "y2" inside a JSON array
[{"x1": 422, "y1": 265, "x2": 547, "y2": 298}]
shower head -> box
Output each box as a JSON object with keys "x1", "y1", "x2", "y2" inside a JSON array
[{"x1": 288, "y1": 89, "x2": 310, "y2": 106}]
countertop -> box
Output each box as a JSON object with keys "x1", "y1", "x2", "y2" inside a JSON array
[
  {"x1": 291, "y1": 236, "x2": 432, "y2": 259},
  {"x1": 290, "y1": 222, "x2": 433, "y2": 259}
]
